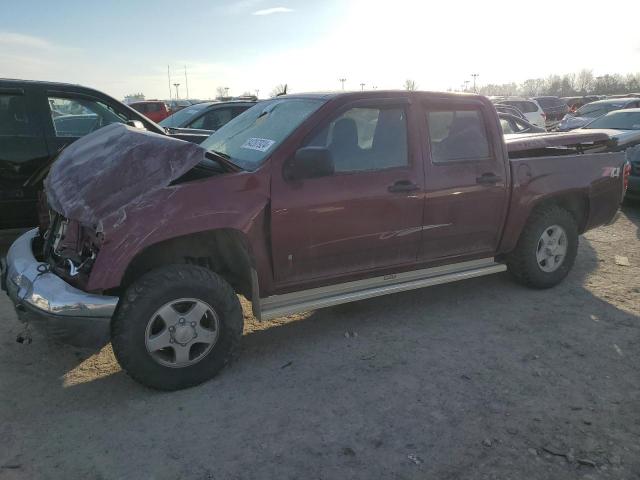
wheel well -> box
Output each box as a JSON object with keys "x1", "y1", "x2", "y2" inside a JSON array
[
  {"x1": 531, "y1": 193, "x2": 589, "y2": 233},
  {"x1": 120, "y1": 229, "x2": 254, "y2": 298}
]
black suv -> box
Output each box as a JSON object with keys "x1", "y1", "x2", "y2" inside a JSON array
[{"x1": 0, "y1": 79, "x2": 209, "y2": 229}]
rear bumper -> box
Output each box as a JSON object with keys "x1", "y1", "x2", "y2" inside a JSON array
[{"x1": 1, "y1": 229, "x2": 117, "y2": 346}]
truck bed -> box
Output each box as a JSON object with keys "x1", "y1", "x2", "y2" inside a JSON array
[{"x1": 504, "y1": 131, "x2": 611, "y2": 157}]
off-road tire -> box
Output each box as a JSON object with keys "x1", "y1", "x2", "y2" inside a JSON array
[
  {"x1": 111, "y1": 265, "x2": 243, "y2": 391},
  {"x1": 507, "y1": 205, "x2": 578, "y2": 289}
]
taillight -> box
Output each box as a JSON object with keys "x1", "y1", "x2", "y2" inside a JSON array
[{"x1": 623, "y1": 161, "x2": 631, "y2": 193}]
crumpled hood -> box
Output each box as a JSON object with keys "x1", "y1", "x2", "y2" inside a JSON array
[{"x1": 45, "y1": 123, "x2": 207, "y2": 227}]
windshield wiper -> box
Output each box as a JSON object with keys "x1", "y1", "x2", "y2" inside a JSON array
[{"x1": 206, "y1": 149, "x2": 243, "y2": 171}]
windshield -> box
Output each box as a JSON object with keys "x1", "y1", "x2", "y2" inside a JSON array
[
  {"x1": 576, "y1": 103, "x2": 623, "y2": 118},
  {"x1": 584, "y1": 111, "x2": 640, "y2": 130},
  {"x1": 160, "y1": 103, "x2": 212, "y2": 127},
  {"x1": 200, "y1": 98, "x2": 325, "y2": 170}
]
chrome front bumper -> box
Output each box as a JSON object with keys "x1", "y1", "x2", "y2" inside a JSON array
[{"x1": 1, "y1": 229, "x2": 118, "y2": 346}]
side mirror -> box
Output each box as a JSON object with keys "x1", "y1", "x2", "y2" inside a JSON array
[
  {"x1": 285, "y1": 147, "x2": 334, "y2": 180},
  {"x1": 126, "y1": 120, "x2": 146, "y2": 130}
]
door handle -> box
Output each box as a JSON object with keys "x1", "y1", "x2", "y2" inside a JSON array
[
  {"x1": 476, "y1": 173, "x2": 501, "y2": 185},
  {"x1": 388, "y1": 180, "x2": 420, "y2": 193}
]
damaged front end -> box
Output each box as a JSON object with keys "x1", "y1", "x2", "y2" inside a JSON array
[
  {"x1": 40, "y1": 211, "x2": 103, "y2": 290},
  {"x1": 2, "y1": 123, "x2": 221, "y2": 346},
  {"x1": 39, "y1": 122, "x2": 217, "y2": 290}
]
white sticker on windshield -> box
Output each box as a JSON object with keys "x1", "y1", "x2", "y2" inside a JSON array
[{"x1": 241, "y1": 138, "x2": 276, "y2": 152}]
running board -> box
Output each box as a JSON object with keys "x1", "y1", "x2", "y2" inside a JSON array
[{"x1": 256, "y1": 258, "x2": 506, "y2": 321}]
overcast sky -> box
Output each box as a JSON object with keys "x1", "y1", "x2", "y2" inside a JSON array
[{"x1": 2, "y1": 0, "x2": 639, "y2": 100}]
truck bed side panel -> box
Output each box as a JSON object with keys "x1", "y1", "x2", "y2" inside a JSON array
[{"x1": 498, "y1": 152, "x2": 626, "y2": 255}]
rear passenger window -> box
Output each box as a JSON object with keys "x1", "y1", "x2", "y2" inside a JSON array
[
  {"x1": 427, "y1": 110, "x2": 490, "y2": 163},
  {"x1": 307, "y1": 106, "x2": 408, "y2": 173},
  {"x1": 0, "y1": 94, "x2": 35, "y2": 135}
]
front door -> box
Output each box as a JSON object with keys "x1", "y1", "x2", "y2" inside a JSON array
[
  {"x1": 419, "y1": 99, "x2": 509, "y2": 262},
  {"x1": 271, "y1": 100, "x2": 425, "y2": 286}
]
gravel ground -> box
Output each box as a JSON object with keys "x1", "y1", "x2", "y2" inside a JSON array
[{"x1": 0, "y1": 206, "x2": 638, "y2": 480}]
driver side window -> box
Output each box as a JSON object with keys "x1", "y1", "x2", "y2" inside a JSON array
[
  {"x1": 48, "y1": 96, "x2": 125, "y2": 138},
  {"x1": 305, "y1": 106, "x2": 408, "y2": 173}
]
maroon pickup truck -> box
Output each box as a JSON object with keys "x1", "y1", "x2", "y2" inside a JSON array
[{"x1": 2, "y1": 91, "x2": 630, "y2": 390}]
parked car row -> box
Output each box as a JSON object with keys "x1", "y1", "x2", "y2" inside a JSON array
[{"x1": 557, "y1": 97, "x2": 640, "y2": 131}]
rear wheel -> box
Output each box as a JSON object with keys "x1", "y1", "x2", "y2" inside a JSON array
[
  {"x1": 507, "y1": 205, "x2": 578, "y2": 289},
  {"x1": 111, "y1": 265, "x2": 243, "y2": 390}
]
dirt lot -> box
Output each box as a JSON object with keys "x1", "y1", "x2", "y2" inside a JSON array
[{"x1": 0, "y1": 206, "x2": 639, "y2": 480}]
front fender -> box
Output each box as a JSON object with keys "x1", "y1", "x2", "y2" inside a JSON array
[{"x1": 86, "y1": 170, "x2": 271, "y2": 291}]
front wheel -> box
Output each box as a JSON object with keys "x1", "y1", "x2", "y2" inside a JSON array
[
  {"x1": 111, "y1": 265, "x2": 243, "y2": 391},
  {"x1": 507, "y1": 205, "x2": 578, "y2": 289}
]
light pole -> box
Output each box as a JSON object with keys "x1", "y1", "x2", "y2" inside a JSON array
[
  {"x1": 173, "y1": 83, "x2": 180, "y2": 99},
  {"x1": 338, "y1": 78, "x2": 346, "y2": 90},
  {"x1": 464, "y1": 80, "x2": 470, "y2": 92},
  {"x1": 224, "y1": 87, "x2": 229, "y2": 97},
  {"x1": 360, "y1": 83, "x2": 365, "y2": 91},
  {"x1": 255, "y1": 89, "x2": 260, "y2": 98},
  {"x1": 184, "y1": 66, "x2": 189, "y2": 99},
  {"x1": 471, "y1": 73, "x2": 479, "y2": 93}
]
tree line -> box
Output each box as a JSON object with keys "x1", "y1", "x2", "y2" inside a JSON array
[{"x1": 477, "y1": 70, "x2": 640, "y2": 97}]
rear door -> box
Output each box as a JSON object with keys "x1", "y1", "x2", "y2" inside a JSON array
[
  {"x1": 270, "y1": 98, "x2": 425, "y2": 286},
  {"x1": 0, "y1": 84, "x2": 50, "y2": 228},
  {"x1": 419, "y1": 98, "x2": 509, "y2": 262}
]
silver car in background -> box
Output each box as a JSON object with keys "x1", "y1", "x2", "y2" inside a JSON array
[{"x1": 557, "y1": 97, "x2": 640, "y2": 131}]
